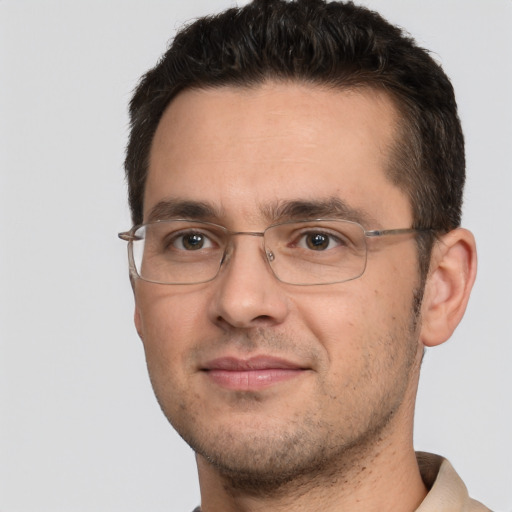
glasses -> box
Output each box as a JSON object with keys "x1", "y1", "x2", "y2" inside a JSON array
[{"x1": 118, "y1": 219, "x2": 426, "y2": 286}]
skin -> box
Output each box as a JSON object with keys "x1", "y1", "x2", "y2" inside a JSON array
[{"x1": 132, "y1": 82, "x2": 477, "y2": 511}]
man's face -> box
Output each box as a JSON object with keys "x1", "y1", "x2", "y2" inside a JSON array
[{"x1": 134, "y1": 82, "x2": 424, "y2": 485}]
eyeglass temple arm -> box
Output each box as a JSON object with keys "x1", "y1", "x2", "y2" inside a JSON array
[
  {"x1": 118, "y1": 231, "x2": 144, "y2": 242},
  {"x1": 364, "y1": 228, "x2": 431, "y2": 238}
]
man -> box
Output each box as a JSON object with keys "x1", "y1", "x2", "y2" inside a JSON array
[{"x1": 119, "y1": 1, "x2": 487, "y2": 510}]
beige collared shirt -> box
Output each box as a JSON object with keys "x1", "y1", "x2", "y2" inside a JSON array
[{"x1": 416, "y1": 452, "x2": 491, "y2": 511}]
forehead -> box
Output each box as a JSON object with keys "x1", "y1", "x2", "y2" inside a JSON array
[{"x1": 145, "y1": 81, "x2": 410, "y2": 227}]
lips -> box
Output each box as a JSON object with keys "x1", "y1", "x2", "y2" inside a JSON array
[{"x1": 201, "y1": 356, "x2": 307, "y2": 391}]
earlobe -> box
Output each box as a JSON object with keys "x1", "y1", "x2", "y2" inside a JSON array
[{"x1": 419, "y1": 228, "x2": 477, "y2": 347}]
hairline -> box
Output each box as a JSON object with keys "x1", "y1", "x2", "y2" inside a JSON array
[{"x1": 141, "y1": 77, "x2": 418, "y2": 220}]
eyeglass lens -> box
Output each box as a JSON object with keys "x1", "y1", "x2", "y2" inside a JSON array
[{"x1": 130, "y1": 220, "x2": 368, "y2": 285}]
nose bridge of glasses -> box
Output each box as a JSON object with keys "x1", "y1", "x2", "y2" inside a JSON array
[
  {"x1": 230, "y1": 230, "x2": 265, "y2": 238},
  {"x1": 221, "y1": 230, "x2": 271, "y2": 267}
]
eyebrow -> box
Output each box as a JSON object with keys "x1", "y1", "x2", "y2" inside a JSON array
[
  {"x1": 146, "y1": 199, "x2": 222, "y2": 223},
  {"x1": 146, "y1": 197, "x2": 378, "y2": 228},
  {"x1": 266, "y1": 198, "x2": 379, "y2": 227}
]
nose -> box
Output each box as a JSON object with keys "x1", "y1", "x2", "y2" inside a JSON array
[{"x1": 208, "y1": 234, "x2": 290, "y2": 330}]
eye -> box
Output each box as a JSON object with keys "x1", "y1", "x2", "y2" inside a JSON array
[
  {"x1": 296, "y1": 231, "x2": 343, "y2": 251},
  {"x1": 170, "y1": 231, "x2": 214, "y2": 251}
]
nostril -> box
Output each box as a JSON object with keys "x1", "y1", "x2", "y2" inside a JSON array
[
  {"x1": 216, "y1": 313, "x2": 274, "y2": 329},
  {"x1": 254, "y1": 315, "x2": 273, "y2": 323}
]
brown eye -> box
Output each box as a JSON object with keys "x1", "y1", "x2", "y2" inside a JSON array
[
  {"x1": 171, "y1": 232, "x2": 213, "y2": 251},
  {"x1": 305, "y1": 233, "x2": 330, "y2": 250},
  {"x1": 182, "y1": 233, "x2": 206, "y2": 250}
]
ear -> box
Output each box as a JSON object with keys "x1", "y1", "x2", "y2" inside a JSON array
[{"x1": 419, "y1": 228, "x2": 477, "y2": 347}]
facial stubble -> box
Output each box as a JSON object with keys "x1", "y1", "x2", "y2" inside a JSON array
[{"x1": 149, "y1": 286, "x2": 423, "y2": 497}]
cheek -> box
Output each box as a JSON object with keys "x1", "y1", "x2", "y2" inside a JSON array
[
  {"x1": 134, "y1": 287, "x2": 211, "y2": 379},
  {"x1": 134, "y1": 289, "x2": 214, "y2": 423},
  {"x1": 292, "y1": 281, "x2": 392, "y2": 346},
  {"x1": 292, "y1": 276, "x2": 416, "y2": 370},
  {"x1": 291, "y1": 286, "x2": 370, "y2": 389}
]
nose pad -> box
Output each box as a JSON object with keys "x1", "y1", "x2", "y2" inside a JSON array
[
  {"x1": 218, "y1": 241, "x2": 236, "y2": 270},
  {"x1": 218, "y1": 232, "x2": 270, "y2": 274},
  {"x1": 212, "y1": 234, "x2": 285, "y2": 293},
  {"x1": 209, "y1": 236, "x2": 289, "y2": 329}
]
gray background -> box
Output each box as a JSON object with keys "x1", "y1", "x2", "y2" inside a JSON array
[{"x1": 1, "y1": 1, "x2": 511, "y2": 511}]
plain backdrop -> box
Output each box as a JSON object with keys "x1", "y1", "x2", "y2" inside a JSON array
[{"x1": 1, "y1": 1, "x2": 511, "y2": 511}]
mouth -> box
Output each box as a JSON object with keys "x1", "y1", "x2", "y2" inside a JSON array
[{"x1": 201, "y1": 356, "x2": 308, "y2": 391}]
